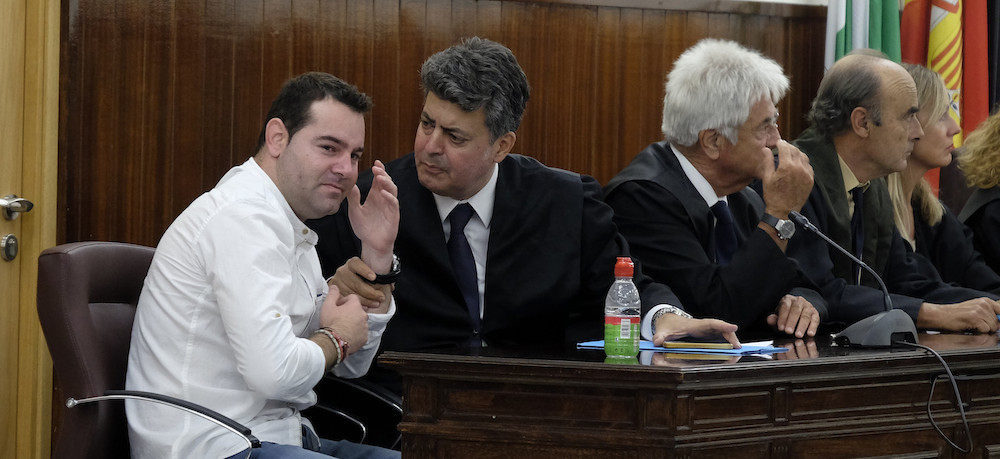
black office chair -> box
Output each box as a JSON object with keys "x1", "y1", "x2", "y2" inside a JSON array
[
  {"x1": 37, "y1": 241, "x2": 402, "y2": 456},
  {"x1": 305, "y1": 374, "x2": 402, "y2": 449},
  {"x1": 36, "y1": 241, "x2": 260, "y2": 458}
]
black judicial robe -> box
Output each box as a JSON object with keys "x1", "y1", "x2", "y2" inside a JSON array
[
  {"x1": 788, "y1": 127, "x2": 994, "y2": 327},
  {"x1": 603, "y1": 141, "x2": 827, "y2": 338},
  {"x1": 909, "y1": 199, "x2": 1000, "y2": 295},
  {"x1": 959, "y1": 187, "x2": 1000, "y2": 275}
]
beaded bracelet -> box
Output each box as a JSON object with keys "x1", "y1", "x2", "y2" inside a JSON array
[
  {"x1": 326, "y1": 327, "x2": 350, "y2": 358},
  {"x1": 313, "y1": 328, "x2": 342, "y2": 367},
  {"x1": 318, "y1": 326, "x2": 350, "y2": 361}
]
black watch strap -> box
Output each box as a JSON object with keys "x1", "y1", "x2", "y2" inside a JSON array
[
  {"x1": 358, "y1": 254, "x2": 401, "y2": 285},
  {"x1": 760, "y1": 213, "x2": 795, "y2": 240}
]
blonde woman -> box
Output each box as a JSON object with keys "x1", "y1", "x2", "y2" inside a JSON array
[
  {"x1": 958, "y1": 110, "x2": 1000, "y2": 273},
  {"x1": 887, "y1": 63, "x2": 1000, "y2": 294}
]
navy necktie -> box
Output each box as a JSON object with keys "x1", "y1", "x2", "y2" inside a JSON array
[
  {"x1": 851, "y1": 186, "x2": 865, "y2": 284},
  {"x1": 447, "y1": 203, "x2": 481, "y2": 339},
  {"x1": 711, "y1": 201, "x2": 737, "y2": 265}
]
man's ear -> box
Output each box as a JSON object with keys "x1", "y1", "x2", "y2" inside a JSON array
[
  {"x1": 264, "y1": 118, "x2": 289, "y2": 158},
  {"x1": 850, "y1": 107, "x2": 870, "y2": 138},
  {"x1": 699, "y1": 129, "x2": 723, "y2": 160},
  {"x1": 491, "y1": 131, "x2": 516, "y2": 163}
]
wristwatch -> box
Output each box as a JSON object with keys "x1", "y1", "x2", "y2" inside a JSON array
[
  {"x1": 361, "y1": 254, "x2": 401, "y2": 285},
  {"x1": 760, "y1": 213, "x2": 796, "y2": 240},
  {"x1": 651, "y1": 305, "x2": 693, "y2": 330}
]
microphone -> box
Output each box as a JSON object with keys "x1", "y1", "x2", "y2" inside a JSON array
[{"x1": 788, "y1": 211, "x2": 917, "y2": 347}]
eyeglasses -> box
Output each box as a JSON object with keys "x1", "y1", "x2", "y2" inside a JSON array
[{"x1": 744, "y1": 118, "x2": 779, "y2": 142}]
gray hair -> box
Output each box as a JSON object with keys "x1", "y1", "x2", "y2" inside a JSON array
[
  {"x1": 421, "y1": 37, "x2": 531, "y2": 142},
  {"x1": 661, "y1": 39, "x2": 789, "y2": 147}
]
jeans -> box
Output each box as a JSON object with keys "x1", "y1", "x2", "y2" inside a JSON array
[{"x1": 225, "y1": 425, "x2": 400, "y2": 459}]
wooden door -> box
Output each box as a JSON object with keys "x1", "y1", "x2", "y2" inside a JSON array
[{"x1": 0, "y1": 0, "x2": 59, "y2": 457}]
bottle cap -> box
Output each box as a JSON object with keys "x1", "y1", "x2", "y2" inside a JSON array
[{"x1": 614, "y1": 257, "x2": 634, "y2": 278}]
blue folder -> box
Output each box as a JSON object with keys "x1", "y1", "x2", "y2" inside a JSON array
[{"x1": 577, "y1": 340, "x2": 789, "y2": 355}]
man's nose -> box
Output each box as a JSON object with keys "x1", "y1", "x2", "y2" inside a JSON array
[
  {"x1": 330, "y1": 153, "x2": 352, "y2": 175},
  {"x1": 764, "y1": 122, "x2": 781, "y2": 148},
  {"x1": 422, "y1": 129, "x2": 445, "y2": 153},
  {"x1": 910, "y1": 117, "x2": 924, "y2": 141}
]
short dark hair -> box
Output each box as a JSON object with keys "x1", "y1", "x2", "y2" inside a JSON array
[
  {"x1": 420, "y1": 37, "x2": 531, "y2": 142},
  {"x1": 806, "y1": 55, "x2": 883, "y2": 138},
  {"x1": 255, "y1": 72, "x2": 372, "y2": 151}
]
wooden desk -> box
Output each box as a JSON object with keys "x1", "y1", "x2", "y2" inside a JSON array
[{"x1": 379, "y1": 334, "x2": 1000, "y2": 458}]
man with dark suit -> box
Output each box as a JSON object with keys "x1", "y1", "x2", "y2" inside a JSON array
[
  {"x1": 604, "y1": 39, "x2": 824, "y2": 340},
  {"x1": 788, "y1": 52, "x2": 1000, "y2": 332},
  {"x1": 308, "y1": 37, "x2": 740, "y2": 393}
]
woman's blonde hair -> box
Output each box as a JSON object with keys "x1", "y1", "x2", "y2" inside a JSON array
[
  {"x1": 889, "y1": 64, "x2": 950, "y2": 230},
  {"x1": 958, "y1": 111, "x2": 1000, "y2": 189}
]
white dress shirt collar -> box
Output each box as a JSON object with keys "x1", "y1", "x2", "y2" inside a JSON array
[
  {"x1": 432, "y1": 163, "x2": 499, "y2": 227},
  {"x1": 669, "y1": 143, "x2": 728, "y2": 206},
  {"x1": 242, "y1": 157, "x2": 318, "y2": 246}
]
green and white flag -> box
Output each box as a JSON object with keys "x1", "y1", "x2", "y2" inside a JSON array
[{"x1": 825, "y1": 0, "x2": 902, "y2": 69}]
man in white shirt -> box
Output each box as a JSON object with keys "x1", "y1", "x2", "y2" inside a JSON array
[{"x1": 125, "y1": 72, "x2": 401, "y2": 459}]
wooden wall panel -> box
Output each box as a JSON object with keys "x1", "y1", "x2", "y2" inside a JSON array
[{"x1": 59, "y1": 0, "x2": 826, "y2": 247}]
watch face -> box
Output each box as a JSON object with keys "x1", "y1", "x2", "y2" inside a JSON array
[{"x1": 776, "y1": 220, "x2": 795, "y2": 239}]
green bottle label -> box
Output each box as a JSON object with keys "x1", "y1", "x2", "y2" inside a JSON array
[{"x1": 604, "y1": 316, "x2": 639, "y2": 357}]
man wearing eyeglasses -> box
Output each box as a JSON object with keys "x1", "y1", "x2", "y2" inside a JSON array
[{"x1": 604, "y1": 39, "x2": 825, "y2": 342}]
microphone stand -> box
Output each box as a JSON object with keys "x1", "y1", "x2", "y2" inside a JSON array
[
  {"x1": 789, "y1": 214, "x2": 976, "y2": 451},
  {"x1": 788, "y1": 211, "x2": 918, "y2": 347}
]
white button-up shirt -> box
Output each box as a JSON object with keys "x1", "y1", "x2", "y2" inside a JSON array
[{"x1": 125, "y1": 158, "x2": 393, "y2": 458}]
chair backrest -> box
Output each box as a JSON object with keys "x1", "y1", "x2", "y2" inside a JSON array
[{"x1": 37, "y1": 241, "x2": 155, "y2": 459}]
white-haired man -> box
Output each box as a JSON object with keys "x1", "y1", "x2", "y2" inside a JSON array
[{"x1": 604, "y1": 39, "x2": 826, "y2": 344}]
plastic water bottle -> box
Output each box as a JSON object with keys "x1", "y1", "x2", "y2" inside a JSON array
[{"x1": 604, "y1": 257, "x2": 641, "y2": 358}]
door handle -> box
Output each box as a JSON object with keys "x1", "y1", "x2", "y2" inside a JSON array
[{"x1": 1, "y1": 194, "x2": 34, "y2": 220}]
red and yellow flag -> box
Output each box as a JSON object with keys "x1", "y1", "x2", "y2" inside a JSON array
[{"x1": 900, "y1": 0, "x2": 987, "y2": 194}]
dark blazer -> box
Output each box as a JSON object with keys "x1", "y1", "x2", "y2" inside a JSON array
[
  {"x1": 789, "y1": 127, "x2": 994, "y2": 327},
  {"x1": 909, "y1": 198, "x2": 1000, "y2": 295},
  {"x1": 959, "y1": 187, "x2": 1000, "y2": 274},
  {"x1": 308, "y1": 153, "x2": 680, "y2": 353},
  {"x1": 603, "y1": 141, "x2": 827, "y2": 338}
]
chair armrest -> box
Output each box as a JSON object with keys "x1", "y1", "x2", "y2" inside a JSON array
[
  {"x1": 335, "y1": 378, "x2": 402, "y2": 414},
  {"x1": 308, "y1": 376, "x2": 402, "y2": 450},
  {"x1": 67, "y1": 390, "x2": 261, "y2": 450}
]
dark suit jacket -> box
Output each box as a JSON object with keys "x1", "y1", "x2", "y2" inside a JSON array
[
  {"x1": 789, "y1": 127, "x2": 994, "y2": 327},
  {"x1": 959, "y1": 187, "x2": 1000, "y2": 274},
  {"x1": 308, "y1": 153, "x2": 680, "y2": 353},
  {"x1": 603, "y1": 141, "x2": 827, "y2": 338},
  {"x1": 910, "y1": 198, "x2": 1000, "y2": 295}
]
